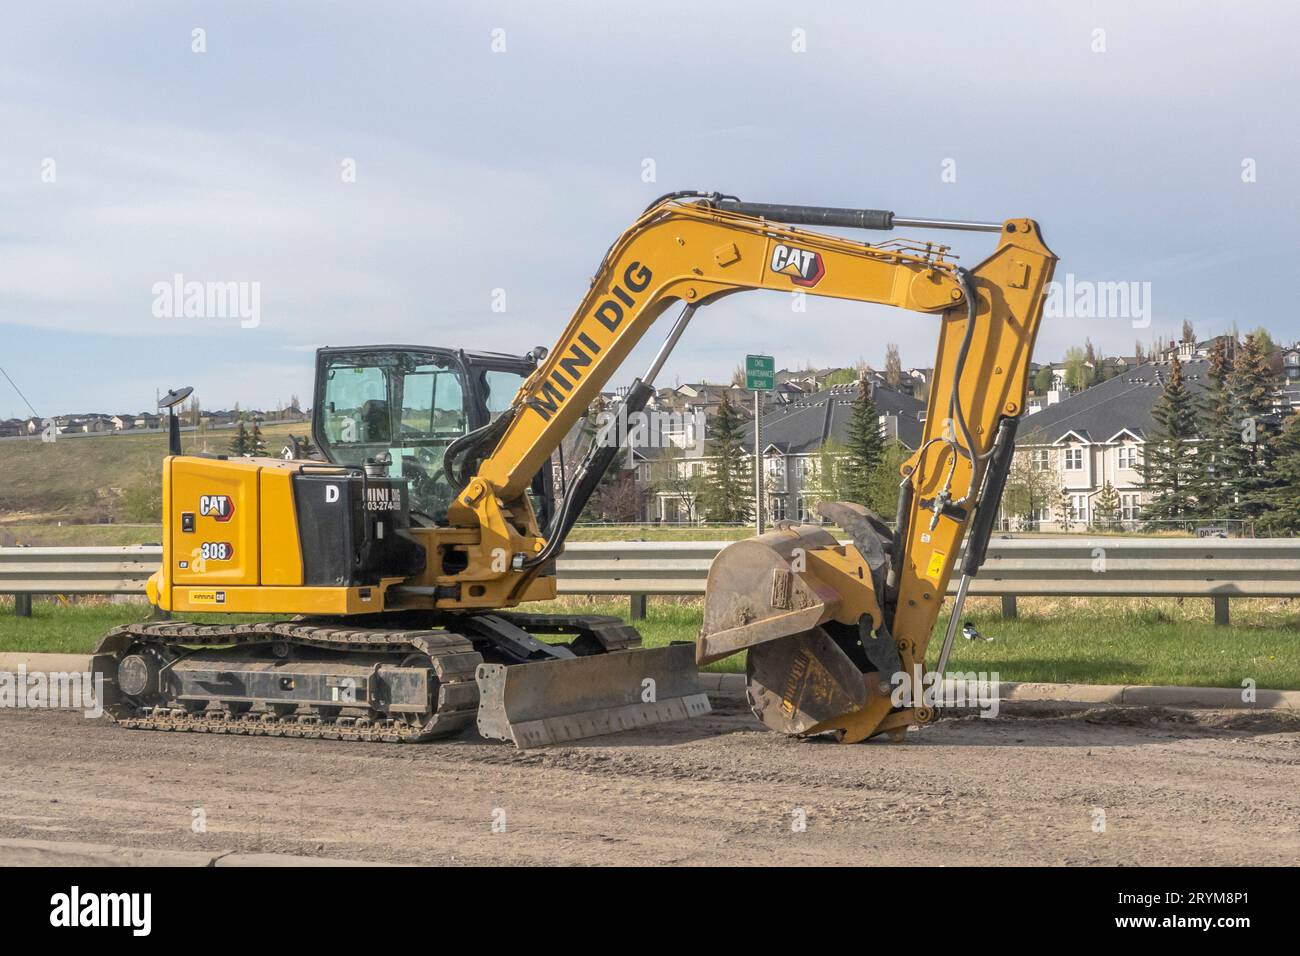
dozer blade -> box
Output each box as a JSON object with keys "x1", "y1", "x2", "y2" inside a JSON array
[{"x1": 475, "y1": 643, "x2": 711, "y2": 748}]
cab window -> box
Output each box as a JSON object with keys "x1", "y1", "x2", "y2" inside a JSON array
[{"x1": 319, "y1": 351, "x2": 469, "y2": 523}]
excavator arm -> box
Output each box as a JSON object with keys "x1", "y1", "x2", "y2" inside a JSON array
[{"x1": 447, "y1": 193, "x2": 1056, "y2": 742}]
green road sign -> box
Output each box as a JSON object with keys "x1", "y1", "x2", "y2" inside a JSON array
[{"x1": 745, "y1": 354, "x2": 774, "y2": 391}]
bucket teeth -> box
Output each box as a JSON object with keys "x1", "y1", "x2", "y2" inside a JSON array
[{"x1": 746, "y1": 628, "x2": 868, "y2": 735}]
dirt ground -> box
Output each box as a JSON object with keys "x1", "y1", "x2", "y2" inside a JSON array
[{"x1": 1, "y1": 699, "x2": 1298, "y2": 866}]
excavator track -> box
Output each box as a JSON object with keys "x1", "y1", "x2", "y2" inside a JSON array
[{"x1": 94, "y1": 620, "x2": 483, "y2": 744}]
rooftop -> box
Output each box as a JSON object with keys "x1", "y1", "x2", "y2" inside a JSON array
[
  {"x1": 1019, "y1": 360, "x2": 1211, "y2": 445},
  {"x1": 741, "y1": 383, "x2": 925, "y2": 454}
]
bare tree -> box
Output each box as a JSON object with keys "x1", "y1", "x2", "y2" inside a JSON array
[
  {"x1": 1002, "y1": 447, "x2": 1057, "y2": 530},
  {"x1": 884, "y1": 343, "x2": 902, "y2": 388},
  {"x1": 656, "y1": 446, "x2": 705, "y2": 523}
]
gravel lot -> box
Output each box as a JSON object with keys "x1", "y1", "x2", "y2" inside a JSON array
[{"x1": 2, "y1": 700, "x2": 1298, "y2": 866}]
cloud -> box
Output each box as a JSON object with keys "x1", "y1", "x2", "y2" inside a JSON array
[{"x1": 1, "y1": 0, "x2": 1296, "y2": 417}]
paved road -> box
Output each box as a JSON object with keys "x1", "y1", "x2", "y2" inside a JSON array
[{"x1": 2, "y1": 701, "x2": 1298, "y2": 865}]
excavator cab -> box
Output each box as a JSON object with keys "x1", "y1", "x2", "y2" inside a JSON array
[{"x1": 313, "y1": 346, "x2": 553, "y2": 528}]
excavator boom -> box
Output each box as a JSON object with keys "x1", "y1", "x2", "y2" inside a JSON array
[{"x1": 451, "y1": 193, "x2": 1056, "y2": 744}]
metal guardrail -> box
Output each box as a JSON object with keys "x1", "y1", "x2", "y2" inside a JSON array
[
  {"x1": 558, "y1": 538, "x2": 1300, "y2": 624},
  {"x1": 4, "y1": 537, "x2": 1299, "y2": 624},
  {"x1": 0, "y1": 546, "x2": 161, "y2": 593}
]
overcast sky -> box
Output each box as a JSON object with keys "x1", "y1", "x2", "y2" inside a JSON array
[{"x1": 2, "y1": 1, "x2": 1296, "y2": 419}]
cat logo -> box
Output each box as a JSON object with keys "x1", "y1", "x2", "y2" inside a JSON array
[
  {"x1": 199, "y1": 494, "x2": 235, "y2": 521},
  {"x1": 770, "y1": 244, "x2": 825, "y2": 287}
]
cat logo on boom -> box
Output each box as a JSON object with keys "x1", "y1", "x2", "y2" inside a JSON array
[
  {"x1": 770, "y1": 244, "x2": 825, "y2": 287},
  {"x1": 199, "y1": 495, "x2": 235, "y2": 521}
]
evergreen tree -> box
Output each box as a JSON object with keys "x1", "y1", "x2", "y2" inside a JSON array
[
  {"x1": 699, "y1": 395, "x2": 752, "y2": 522},
  {"x1": 1257, "y1": 412, "x2": 1300, "y2": 535},
  {"x1": 228, "y1": 419, "x2": 251, "y2": 456},
  {"x1": 1193, "y1": 337, "x2": 1238, "y2": 518},
  {"x1": 1092, "y1": 482, "x2": 1120, "y2": 529},
  {"x1": 1055, "y1": 487, "x2": 1075, "y2": 531},
  {"x1": 250, "y1": 419, "x2": 267, "y2": 456},
  {"x1": 842, "y1": 380, "x2": 884, "y2": 504},
  {"x1": 1229, "y1": 333, "x2": 1280, "y2": 518},
  {"x1": 1248, "y1": 326, "x2": 1275, "y2": 356},
  {"x1": 1140, "y1": 354, "x2": 1200, "y2": 525}
]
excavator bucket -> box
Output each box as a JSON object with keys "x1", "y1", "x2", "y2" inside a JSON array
[
  {"x1": 475, "y1": 643, "x2": 711, "y2": 748},
  {"x1": 698, "y1": 520, "x2": 894, "y2": 739},
  {"x1": 745, "y1": 627, "x2": 867, "y2": 735}
]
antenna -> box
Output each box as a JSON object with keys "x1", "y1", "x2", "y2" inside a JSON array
[{"x1": 158, "y1": 385, "x2": 194, "y2": 457}]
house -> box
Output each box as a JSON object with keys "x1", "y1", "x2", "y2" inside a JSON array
[
  {"x1": 80, "y1": 415, "x2": 115, "y2": 433},
  {"x1": 771, "y1": 381, "x2": 811, "y2": 405},
  {"x1": 1153, "y1": 335, "x2": 1238, "y2": 365},
  {"x1": 1043, "y1": 360, "x2": 1095, "y2": 391},
  {"x1": 1025, "y1": 388, "x2": 1072, "y2": 415},
  {"x1": 1008, "y1": 360, "x2": 1217, "y2": 530},
  {"x1": 741, "y1": 383, "x2": 924, "y2": 522},
  {"x1": 634, "y1": 382, "x2": 924, "y2": 523},
  {"x1": 1282, "y1": 346, "x2": 1300, "y2": 385}
]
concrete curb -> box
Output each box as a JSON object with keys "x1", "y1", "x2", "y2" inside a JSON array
[
  {"x1": 5, "y1": 653, "x2": 1291, "y2": 712},
  {"x1": 696, "y1": 671, "x2": 746, "y2": 694},
  {"x1": 998, "y1": 680, "x2": 1298, "y2": 709},
  {"x1": 0, "y1": 838, "x2": 398, "y2": 868},
  {"x1": 0, "y1": 652, "x2": 94, "y2": 673},
  {"x1": 702, "y1": 673, "x2": 1298, "y2": 710}
]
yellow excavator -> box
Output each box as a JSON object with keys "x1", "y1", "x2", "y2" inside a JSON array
[{"x1": 92, "y1": 191, "x2": 1055, "y2": 747}]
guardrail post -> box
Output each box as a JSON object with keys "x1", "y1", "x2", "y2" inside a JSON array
[
  {"x1": 14, "y1": 593, "x2": 32, "y2": 618},
  {"x1": 1213, "y1": 596, "x2": 1230, "y2": 627},
  {"x1": 1001, "y1": 595, "x2": 1017, "y2": 619},
  {"x1": 629, "y1": 593, "x2": 648, "y2": 620}
]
